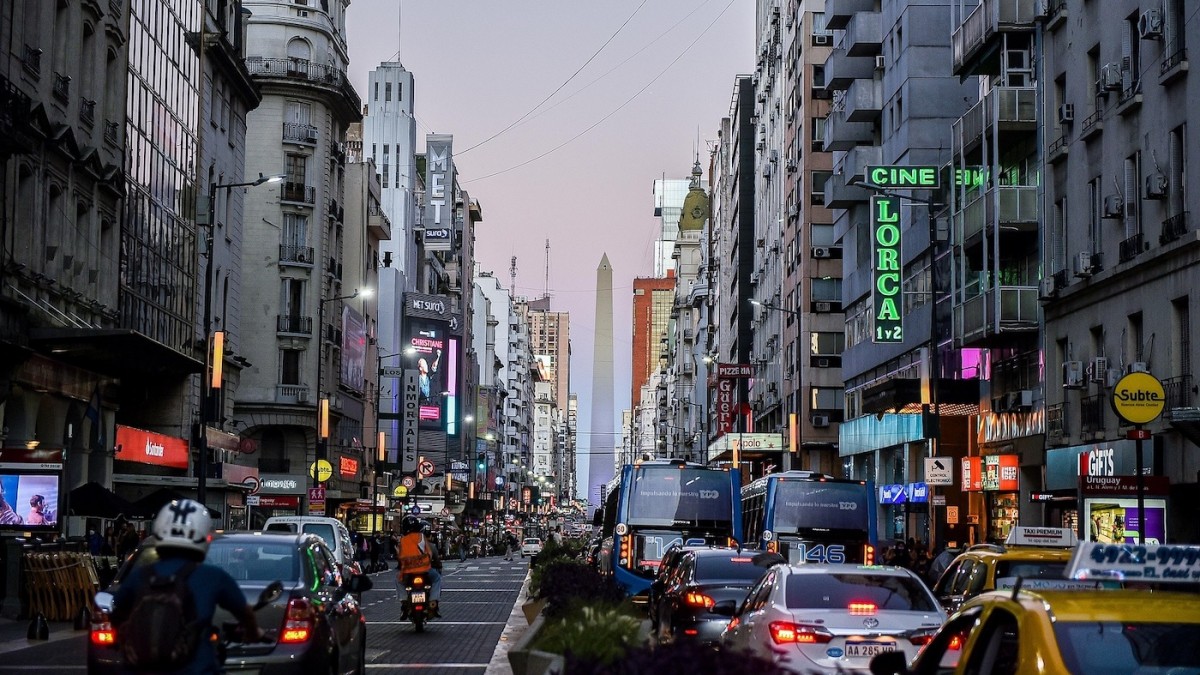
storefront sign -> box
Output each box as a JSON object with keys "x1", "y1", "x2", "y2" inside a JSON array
[
  {"x1": 254, "y1": 495, "x2": 300, "y2": 509},
  {"x1": 1045, "y1": 441, "x2": 1155, "y2": 490},
  {"x1": 401, "y1": 370, "x2": 420, "y2": 472},
  {"x1": 879, "y1": 484, "x2": 907, "y2": 504},
  {"x1": 982, "y1": 455, "x2": 1019, "y2": 491},
  {"x1": 716, "y1": 363, "x2": 754, "y2": 378},
  {"x1": 1110, "y1": 372, "x2": 1165, "y2": 425},
  {"x1": 0, "y1": 446, "x2": 65, "y2": 470},
  {"x1": 114, "y1": 424, "x2": 189, "y2": 469},
  {"x1": 339, "y1": 456, "x2": 359, "y2": 477},
  {"x1": 871, "y1": 196, "x2": 903, "y2": 343},
  {"x1": 961, "y1": 457, "x2": 982, "y2": 492},
  {"x1": 1080, "y1": 474, "x2": 1170, "y2": 496},
  {"x1": 715, "y1": 377, "x2": 735, "y2": 436},
  {"x1": 709, "y1": 433, "x2": 785, "y2": 454},
  {"x1": 259, "y1": 475, "x2": 303, "y2": 494},
  {"x1": 423, "y1": 135, "x2": 455, "y2": 252},
  {"x1": 905, "y1": 482, "x2": 929, "y2": 503}
]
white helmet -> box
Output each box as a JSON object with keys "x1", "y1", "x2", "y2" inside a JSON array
[{"x1": 151, "y1": 499, "x2": 213, "y2": 554}]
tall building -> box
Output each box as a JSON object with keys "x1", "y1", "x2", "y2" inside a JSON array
[
  {"x1": 526, "y1": 295, "x2": 571, "y2": 503},
  {"x1": 653, "y1": 178, "x2": 690, "y2": 277},
  {"x1": 234, "y1": 0, "x2": 363, "y2": 516},
  {"x1": 587, "y1": 254, "x2": 615, "y2": 513},
  {"x1": 630, "y1": 273, "x2": 675, "y2": 410}
]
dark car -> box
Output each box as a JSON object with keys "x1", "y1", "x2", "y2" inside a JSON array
[
  {"x1": 647, "y1": 543, "x2": 716, "y2": 629},
  {"x1": 88, "y1": 532, "x2": 369, "y2": 675},
  {"x1": 650, "y1": 548, "x2": 778, "y2": 647}
]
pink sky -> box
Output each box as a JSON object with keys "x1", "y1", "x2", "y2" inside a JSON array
[{"x1": 346, "y1": 0, "x2": 755, "y2": 480}]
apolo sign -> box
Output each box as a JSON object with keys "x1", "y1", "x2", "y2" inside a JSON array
[
  {"x1": 1111, "y1": 371, "x2": 1165, "y2": 425},
  {"x1": 872, "y1": 196, "x2": 903, "y2": 343}
]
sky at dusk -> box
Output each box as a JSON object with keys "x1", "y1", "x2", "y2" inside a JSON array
[{"x1": 346, "y1": 1, "x2": 755, "y2": 497}]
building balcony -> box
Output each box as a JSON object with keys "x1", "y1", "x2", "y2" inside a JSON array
[
  {"x1": 844, "y1": 11, "x2": 883, "y2": 57},
  {"x1": 245, "y1": 57, "x2": 362, "y2": 120},
  {"x1": 0, "y1": 75, "x2": 35, "y2": 155},
  {"x1": 1164, "y1": 374, "x2": 1194, "y2": 412},
  {"x1": 80, "y1": 98, "x2": 96, "y2": 128},
  {"x1": 952, "y1": 0, "x2": 1037, "y2": 76},
  {"x1": 283, "y1": 122, "x2": 318, "y2": 145},
  {"x1": 824, "y1": 107, "x2": 875, "y2": 151},
  {"x1": 953, "y1": 86, "x2": 1037, "y2": 154},
  {"x1": 837, "y1": 144, "x2": 882, "y2": 183},
  {"x1": 368, "y1": 204, "x2": 392, "y2": 240},
  {"x1": 825, "y1": 0, "x2": 875, "y2": 30},
  {"x1": 954, "y1": 285, "x2": 1039, "y2": 347},
  {"x1": 845, "y1": 78, "x2": 882, "y2": 123},
  {"x1": 1046, "y1": 402, "x2": 1066, "y2": 446},
  {"x1": 825, "y1": 47, "x2": 877, "y2": 90},
  {"x1": 1047, "y1": 134, "x2": 1069, "y2": 164},
  {"x1": 1159, "y1": 211, "x2": 1190, "y2": 245},
  {"x1": 1118, "y1": 232, "x2": 1146, "y2": 263},
  {"x1": 957, "y1": 185, "x2": 1039, "y2": 249},
  {"x1": 276, "y1": 384, "x2": 310, "y2": 404},
  {"x1": 277, "y1": 314, "x2": 313, "y2": 336},
  {"x1": 52, "y1": 72, "x2": 70, "y2": 103},
  {"x1": 1159, "y1": 47, "x2": 1188, "y2": 86},
  {"x1": 279, "y1": 244, "x2": 315, "y2": 266},
  {"x1": 824, "y1": 173, "x2": 872, "y2": 208},
  {"x1": 281, "y1": 182, "x2": 315, "y2": 205}
]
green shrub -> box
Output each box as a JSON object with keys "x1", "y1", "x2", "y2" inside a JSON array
[{"x1": 532, "y1": 605, "x2": 640, "y2": 666}]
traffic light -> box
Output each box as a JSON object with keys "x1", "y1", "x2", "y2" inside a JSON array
[{"x1": 476, "y1": 453, "x2": 486, "y2": 471}]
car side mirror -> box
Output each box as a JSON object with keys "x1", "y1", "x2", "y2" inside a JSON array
[
  {"x1": 346, "y1": 574, "x2": 373, "y2": 594},
  {"x1": 711, "y1": 599, "x2": 738, "y2": 617},
  {"x1": 869, "y1": 650, "x2": 910, "y2": 675}
]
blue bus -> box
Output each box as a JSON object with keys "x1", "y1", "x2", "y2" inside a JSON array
[
  {"x1": 741, "y1": 471, "x2": 878, "y2": 565},
  {"x1": 600, "y1": 459, "x2": 742, "y2": 600}
]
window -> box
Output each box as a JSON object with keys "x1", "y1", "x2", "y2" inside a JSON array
[
  {"x1": 1175, "y1": 298, "x2": 1191, "y2": 377},
  {"x1": 283, "y1": 213, "x2": 308, "y2": 251},
  {"x1": 809, "y1": 276, "x2": 841, "y2": 302},
  {"x1": 1128, "y1": 312, "x2": 1144, "y2": 363},
  {"x1": 810, "y1": 170, "x2": 831, "y2": 206},
  {"x1": 963, "y1": 609, "x2": 1020, "y2": 675},
  {"x1": 281, "y1": 349, "x2": 301, "y2": 385},
  {"x1": 1124, "y1": 153, "x2": 1140, "y2": 238},
  {"x1": 286, "y1": 154, "x2": 307, "y2": 185},
  {"x1": 385, "y1": 82, "x2": 392, "y2": 101},
  {"x1": 1169, "y1": 124, "x2": 1186, "y2": 216},
  {"x1": 382, "y1": 144, "x2": 390, "y2": 189},
  {"x1": 810, "y1": 332, "x2": 845, "y2": 355},
  {"x1": 1052, "y1": 198, "x2": 1067, "y2": 271},
  {"x1": 1087, "y1": 177, "x2": 1102, "y2": 253},
  {"x1": 809, "y1": 386, "x2": 843, "y2": 411},
  {"x1": 812, "y1": 64, "x2": 825, "y2": 90},
  {"x1": 1122, "y1": 13, "x2": 1140, "y2": 93}
]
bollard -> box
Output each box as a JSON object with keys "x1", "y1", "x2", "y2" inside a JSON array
[{"x1": 27, "y1": 611, "x2": 49, "y2": 640}]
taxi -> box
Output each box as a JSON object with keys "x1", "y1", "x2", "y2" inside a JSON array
[
  {"x1": 870, "y1": 542, "x2": 1200, "y2": 675},
  {"x1": 931, "y1": 527, "x2": 1082, "y2": 613}
]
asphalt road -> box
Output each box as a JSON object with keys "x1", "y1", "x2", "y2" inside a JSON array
[{"x1": 0, "y1": 555, "x2": 531, "y2": 674}]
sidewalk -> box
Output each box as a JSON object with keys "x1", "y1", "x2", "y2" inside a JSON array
[
  {"x1": 484, "y1": 563, "x2": 533, "y2": 675},
  {"x1": 0, "y1": 612, "x2": 81, "y2": 656}
]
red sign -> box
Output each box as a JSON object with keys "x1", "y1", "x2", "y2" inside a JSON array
[
  {"x1": 983, "y1": 454, "x2": 1019, "y2": 491},
  {"x1": 716, "y1": 378, "x2": 735, "y2": 436},
  {"x1": 339, "y1": 456, "x2": 359, "y2": 477},
  {"x1": 961, "y1": 457, "x2": 982, "y2": 492},
  {"x1": 1080, "y1": 474, "x2": 1170, "y2": 496},
  {"x1": 256, "y1": 495, "x2": 300, "y2": 508},
  {"x1": 115, "y1": 424, "x2": 189, "y2": 469}
]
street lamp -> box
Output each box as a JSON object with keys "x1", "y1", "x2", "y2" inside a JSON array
[
  {"x1": 314, "y1": 287, "x2": 373, "y2": 492},
  {"x1": 198, "y1": 172, "x2": 285, "y2": 505}
]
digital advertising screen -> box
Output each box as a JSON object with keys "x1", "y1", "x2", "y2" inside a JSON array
[
  {"x1": 1082, "y1": 497, "x2": 1167, "y2": 544},
  {"x1": 405, "y1": 317, "x2": 449, "y2": 430},
  {"x1": 0, "y1": 473, "x2": 60, "y2": 530}
]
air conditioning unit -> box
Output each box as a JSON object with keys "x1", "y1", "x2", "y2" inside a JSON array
[
  {"x1": 1128, "y1": 361, "x2": 1149, "y2": 374},
  {"x1": 1103, "y1": 194, "x2": 1124, "y2": 218},
  {"x1": 788, "y1": 204, "x2": 799, "y2": 218},
  {"x1": 1039, "y1": 277, "x2": 1057, "y2": 300},
  {"x1": 306, "y1": 127, "x2": 319, "y2": 142},
  {"x1": 811, "y1": 414, "x2": 830, "y2": 428},
  {"x1": 815, "y1": 357, "x2": 831, "y2": 368},
  {"x1": 1106, "y1": 368, "x2": 1122, "y2": 388},
  {"x1": 751, "y1": 272, "x2": 761, "y2": 285},
  {"x1": 1063, "y1": 360, "x2": 1085, "y2": 388},
  {"x1": 875, "y1": 55, "x2": 886, "y2": 70},
  {"x1": 1007, "y1": 389, "x2": 1034, "y2": 410},
  {"x1": 1100, "y1": 63, "x2": 1123, "y2": 91},
  {"x1": 1145, "y1": 173, "x2": 1168, "y2": 200},
  {"x1": 814, "y1": 301, "x2": 832, "y2": 313},
  {"x1": 1138, "y1": 9, "x2": 1163, "y2": 39},
  {"x1": 1073, "y1": 251, "x2": 1094, "y2": 278},
  {"x1": 813, "y1": 34, "x2": 831, "y2": 46},
  {"x1": 1090, "y1": 356, "x2": 1109, "y2": 382},
  {"x1": 812, "y1": 246, "x2": 832, "y2": 258},
  {"x1": 1057, "y1": 104, "x2": 1074, "y2": 124}
]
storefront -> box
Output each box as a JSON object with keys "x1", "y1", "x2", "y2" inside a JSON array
[
  {"x1": 1079, "y1": 475, "x2": 1170, "y2": 544},
  {"x1": 981, "y1": 454, "x2": 1020, "y2": 543},
  {"x1": 1043, "y1": 440, "x2": 1157, "y2": 539},
  {"x1": 250, "y1": 474, "x2": 305, "y2": 527}
]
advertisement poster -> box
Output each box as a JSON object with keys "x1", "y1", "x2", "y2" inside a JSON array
[
  {"x1": 340, "y1": 306, "x2": 366, "y2": 393},
  {"x1": 0, "y1": 474, "x2": 59, "y2": 528},
  {"x1": 1082, "y1": 497, "x2": 1167, "y2": 544},
  {"x1": 406, "y1": 318, "x2": 448, "y2": 430}
]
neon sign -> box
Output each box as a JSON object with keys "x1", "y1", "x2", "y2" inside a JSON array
[{"x1": 871, "y1": 196, "x2": 903, "y2": 343}]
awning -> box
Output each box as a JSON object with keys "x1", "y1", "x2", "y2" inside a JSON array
[{"x1": 30, "y1": 328, "x2": 203, "y2": 378}]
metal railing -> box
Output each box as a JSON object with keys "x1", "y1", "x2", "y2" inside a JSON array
[
  {"x1": 1080, "y1": 393, "x2": 1105, "y2": 435},
  {"x1": 1119, "y1": 232, "x2": 1144, "y2": 263},
  {"x1": 1046, "y1": 402, "x2": 1065, "y2": 442},
  {"x1": 279, "y1": 244, "x2": 314, "y2": 264},
  {"x1": 79, "y1": 98, "x2": 95, "y2": 128},
  {"x1": 1161, "y1": 47, "x2": 1187, "y2": 76},
  {"x1": 282, "y1": 122, "x2": 318, "y2": 144},
  {"x1": 104, "y1": 120, "x2": 120, "y2": 146},
  {"x1": 1163, "y1": 374, "x2": 1192, "y2": 409},
  {"x1": 276, "y1": 314, "x2": 313, "y2": 334},
  {"x1": 52, "y1": 73, "x2": 70, "y2": 103},
  {"x1": 281, "y1": 182, "x2": 315, "y2": 205},
  {"x1": 22, "y1": 45, "x2": 40, "y2": 78},
  {"x1": 1160, "y1": 211, "x2": 1190, "y2": 245},
  {"x1": 1081, "y1": 109, "x2": 1102, "y2": 138}
]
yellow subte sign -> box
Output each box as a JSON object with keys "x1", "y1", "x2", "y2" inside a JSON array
[
  {"x1": 1111, "y1": 371, "x2": 1165, "y2": 425},
  {"x1": 308, "y1": 459, "x2": 333, "y2": 483}
]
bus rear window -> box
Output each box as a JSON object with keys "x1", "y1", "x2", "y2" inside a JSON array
[
  {"x1": 627, "y1": 468, "x2": 733, "y2": 527},
  {"x1": 772, "y1": 481, "x2": 869, "y2": 533}
]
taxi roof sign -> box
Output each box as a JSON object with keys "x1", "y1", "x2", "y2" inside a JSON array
[
  {"x1": 1005, "y1": 526, "x2": 1079, "y2": 548},
  {"x1": 1069, "y1": 542, "x2": 1200, "y2": 582}
]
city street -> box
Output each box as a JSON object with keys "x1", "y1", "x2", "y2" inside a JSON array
[{"x1": 0, "y1": 557, "x2": 531, "y2": 674}]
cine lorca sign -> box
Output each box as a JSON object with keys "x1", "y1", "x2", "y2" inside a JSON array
[{"x1": 871, "y1": 196, "x2": 903, "y2": 343}]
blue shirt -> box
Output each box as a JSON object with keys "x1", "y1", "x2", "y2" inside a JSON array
[{"x1": 112, "y1": 556, "x2": 249, "y2": 675}]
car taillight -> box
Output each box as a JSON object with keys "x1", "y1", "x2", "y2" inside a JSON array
[
  {"x1": 90, "y1": 609, "x2": 116, "y2": 646},
  {"x1": 908, "y1": 629, "x2": 937, "y2": 646},
  {"x1": 948, "y1": 634, "x2": 964, "y2": 650},
  {"x1": 684, "y1": 591, "x2": 715, "y2": 609},
  {"x1": 769, "y1": 621, "x2": 833, "y2": 645},
  {"x1": 864, "y1": 544, "x2": 875, "y2": 565},
  {"x1": 848, "y1": 601, "x2": 877, "y2": 615},
  {"x1": 280, "y1": 597, "x2": 314, "y2": 644}
]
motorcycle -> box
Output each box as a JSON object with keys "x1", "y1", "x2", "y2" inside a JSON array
[{"x1": 400, "y1": 572, "x2": 434, "y2": 632}]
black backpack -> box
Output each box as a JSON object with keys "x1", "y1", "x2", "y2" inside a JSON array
[{"x1": 119, "y1": 562, "x2": 202, "y2": 671}]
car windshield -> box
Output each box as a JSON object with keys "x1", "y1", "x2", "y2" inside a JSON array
[
  {"x1": 694, "y1": 555, "x2": 772, "y2": 584},
  {"x1": 993, "y1": 561, "x2": 1068, "y2": 586},
  {"x1": 1054, "y1": 621, "x2": 1200, "y2": 674},
  {"x1": 208, "y1": 540, "x2": 299, "y2": 582},
  {"x1": 524, "y1": 539, "x2": 540, "y2": 545},
  {"x1": 785, "y1": 573, "x2": 938, "y2": 612}
]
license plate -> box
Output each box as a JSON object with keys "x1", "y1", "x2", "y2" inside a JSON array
[
  {"x1": 846, "y1": 642, "x2": 895, "y2": 658},
  {"x1": 410, "y1": 591, "x2": 426, "y2": 603}
]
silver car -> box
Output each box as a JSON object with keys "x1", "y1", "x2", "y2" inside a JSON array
[{"x1": 718, "y1": 564, "x2": 946, "y2": 674}]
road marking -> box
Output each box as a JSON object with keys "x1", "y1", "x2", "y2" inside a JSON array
[
  {"x1": 367, "y1": 664, "x2": 488, "y2": 669},
  {"x1": 367, "y1": 621, "x2": 507, "y2": 626}
]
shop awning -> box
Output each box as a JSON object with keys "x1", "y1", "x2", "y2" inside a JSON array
[{"x1": 31, "y1": 328, "x2": 203, "y2": 378}]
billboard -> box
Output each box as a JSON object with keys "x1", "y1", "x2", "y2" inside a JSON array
[
  {"x1": 340, "y1": 306, "x2": 366, "y2": 392},
  {"x1": 406, "y1": 317, "x2": 449, "y2": 430},
  {"x1": 0, "y1": 473, "x2": 60, "y2": 530},
  {"x1": 423, "y1": 135, "x2": 455, "y2": 252}
]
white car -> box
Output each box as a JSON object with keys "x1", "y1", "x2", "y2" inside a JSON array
[
  {"x1": 521, "y1": 537, "x2": 543, "y2": 557},
  {"x1": 718, "y1": 564, "x2": 946, "y2": 674}
]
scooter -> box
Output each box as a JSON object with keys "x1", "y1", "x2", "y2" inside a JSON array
[{"x1": 400, "y1": 572, "x2": 434, "y2": 632}]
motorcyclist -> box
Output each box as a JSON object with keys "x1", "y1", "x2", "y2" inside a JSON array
[
  {"x1": 110, "y1": 499, "x2": 264, "y2": 674},
  {"x1": 396, "y1": 515, "x2": 442, "y2": 618}
]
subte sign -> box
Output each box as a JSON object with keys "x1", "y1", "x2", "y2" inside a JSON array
[{"x1": 1111, "y1": 371, "x2": 1165, "y2": 426}]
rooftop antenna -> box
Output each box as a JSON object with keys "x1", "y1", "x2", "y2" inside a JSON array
[
  {"x1": 544, "y1": 238, "x2": 551, "y2": 302},
  {"x1": 509, "y1": 255, "x2": 517, "y2": 297}
]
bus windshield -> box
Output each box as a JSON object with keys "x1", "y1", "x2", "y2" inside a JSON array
[
  {"x1": 771, "y1": 481, "x2": 869, "y2": 534},
  {"x1": 627, "y1": 468, "x2": 734, "y2": 528}
]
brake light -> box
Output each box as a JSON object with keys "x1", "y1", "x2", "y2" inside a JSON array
[
  {"x1": 848, "y1": 601, "x2": 877, "y2": 615},
  {"x1": 864, "y1": 544, "x2": 876, "y2": 565},
  {"x1": 948, "y1": 634, "x2": 964, "y2": 651},
  {"x1": 280, "y1": 597, "x2": 314, "y2": 644},
  {"x1": 684, "y1": 591, "x2": 715, "y2": 608},
  {"x1": 909, "y1": 629, "x2": 937, "y2": 646},
  {"x1": 411, "y1": 576, "x2": 424, "y2": 587},
  {"x1": 90, "y1": 610, "x2": 116, "y2": 646},
  {"x1": 769, "y1": 621, "x2": 832, "y2": 645}
]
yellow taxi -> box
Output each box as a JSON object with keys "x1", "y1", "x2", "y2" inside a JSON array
[
  {"x1": 931, "y1": 527, "x2": 1080, "y2": 613},
  {"x1": 871, "y1": 542, "x2": 1200, "y2": 675}
]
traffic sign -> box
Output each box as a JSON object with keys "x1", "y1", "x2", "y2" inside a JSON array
[
  {"x1": 1111, "y1": 371, "x2": 1165, "y2": 425},
  {"x1": 242, "y1": 475, "x2": 261, "y2": 495},
  {"x1": 308, "y1": 459, "x2": 333, "y2": 483},
  {"x1": 418, "y1": 460, "x2": 435, "y2": 478},
  {"x1": 246, "y1": 495, "x2": 260, "y2": 506},
  {"x1": 924, "y1": 457, "x2": 953, "y2": 485},
  {"x1": 946, "y1": 506, "x2": 959, "y2": 524},
  {"x1": 308, "y1": 487, "x2": 326, "y2": 502},
  {"x1": 409, "y1": 506, "x2": 422, "y2": 515},
  {"x1": 401, "y1": 476, "x2": 416, "y2": 489}
]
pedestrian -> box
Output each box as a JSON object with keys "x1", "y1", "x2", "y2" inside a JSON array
[
  {"x1": 369, "y1": 534, "x2": 382, "y2": 572},
  {"x1": 504, "y1": 533, "x2": 514, "y2": 561},
  {"x1": 458, "y1": 534, "x2": 467, "y2": 562}
]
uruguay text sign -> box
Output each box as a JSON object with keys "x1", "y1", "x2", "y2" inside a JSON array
[{"x1": 872, "y1": 196, "x2": 903, "y2": 343}]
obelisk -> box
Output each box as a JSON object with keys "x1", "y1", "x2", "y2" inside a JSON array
[{"x1": 588, "y1": 254, "x2": 615, "y2": 517}]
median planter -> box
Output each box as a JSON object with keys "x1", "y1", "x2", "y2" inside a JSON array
[
  {"x1": 507, "y1": 614, "x2": 564, "y2": 675},
  {"x1": 521, "y1": 596, "x2": 546, "y2": 624}
]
